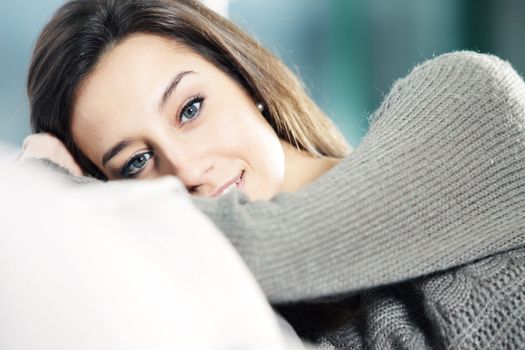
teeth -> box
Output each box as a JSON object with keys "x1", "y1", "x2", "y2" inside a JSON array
[{"x1": 221, "y1": 183, "x2": 237, "y2": 196}]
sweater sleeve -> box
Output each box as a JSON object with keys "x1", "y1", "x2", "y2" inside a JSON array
[{"x1": 191, "y1": 51, "x2": 525, "y2": 303}]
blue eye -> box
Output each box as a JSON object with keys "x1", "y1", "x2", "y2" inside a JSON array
[
  {"x1": 120, "y1": 151, "x2": 153, "y2": 178},
  {"x1": 180, "y1": 96, "x2": 204, "y2": 124}
]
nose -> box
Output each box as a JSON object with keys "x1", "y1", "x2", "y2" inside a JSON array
[{"x1": 162, "y1": 151, "x2": 213, "y2": 194}]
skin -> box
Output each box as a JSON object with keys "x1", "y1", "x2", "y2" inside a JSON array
[{"x1": 24, "y1": 33, "x2": 341, "y2": 201}]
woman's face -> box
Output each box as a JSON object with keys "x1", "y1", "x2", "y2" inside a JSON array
[{"x1": 72, "y1": 33, "x2": 287, "y2": 201}]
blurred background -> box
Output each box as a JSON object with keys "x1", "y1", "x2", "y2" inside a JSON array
[{"x1": 1, "y1": 0, "x2": 524, "y2": 149}]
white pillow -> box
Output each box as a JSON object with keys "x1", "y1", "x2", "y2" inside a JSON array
[{"x1": 0, "y1": 145, "x2": 307, "y2": 350}]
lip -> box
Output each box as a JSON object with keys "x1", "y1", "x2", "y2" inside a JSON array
[{"x1": 212, "y1": 170, "x2": 244, "y2": 197}]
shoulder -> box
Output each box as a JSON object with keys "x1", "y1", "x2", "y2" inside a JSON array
[
  {"x1": 368, "y1": 50, "x2": 525, "y2": 133},
  {"x1": 416, "y1": 51, "x2": 525, "y2": 110},
  {"x1": 403, "y1": 50, "x2": 522, "y2": 91},
  {"x1": 414, "y1": 50, "x2": 515, "y2": 76}
]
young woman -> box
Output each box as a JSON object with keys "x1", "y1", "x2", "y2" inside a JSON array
[{"x1": 21, "y1": 0, "x2": 525, "y2": 348}]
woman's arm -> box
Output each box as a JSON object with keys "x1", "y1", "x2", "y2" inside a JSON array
[{"x1": 191, "y1": 51, "x2": 525, "y2": 303}]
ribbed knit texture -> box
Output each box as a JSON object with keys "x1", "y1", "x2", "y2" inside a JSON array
[
  {"x1": 30, "y1": 51, "x2": 525, "y2": 349},
  {"x1": 191, "y1": 51, "x2": 525, "y2": 349}
]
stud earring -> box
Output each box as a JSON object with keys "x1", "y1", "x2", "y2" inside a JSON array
[{"x1": 256, "y1": 102, "x2": 264, "y2": 112}]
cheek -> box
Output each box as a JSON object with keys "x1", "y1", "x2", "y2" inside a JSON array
[
  {"x1": 223, "y1": 114, "x2": 285, "y2": 198},
  {"x1": 250, "y1": 128, "x2": 285, "y2": 187},
  {"x1": 200, "y1": 101, "x2": 286, "y2": 199}
]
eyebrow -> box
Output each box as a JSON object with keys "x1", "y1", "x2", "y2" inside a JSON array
[
  {"x1": 102, "y1": 138, "x2": 134, "y2": 167},
  {"x1": 101, "y1": 70, "x2": 195, "y2": 168},
  {"x1": 159, "y1": 70, "x2": 195, "y2": 111}
]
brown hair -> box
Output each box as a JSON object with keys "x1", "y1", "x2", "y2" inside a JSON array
[{"x1": 28, "y1": 0, "x2": 352, "y2": 179}]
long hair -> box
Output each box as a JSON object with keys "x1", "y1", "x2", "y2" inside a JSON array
[{"x1": 28, "y1": 0, "x2": 352, "y2": 179}]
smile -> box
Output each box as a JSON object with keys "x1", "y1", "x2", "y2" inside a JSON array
[{"x1": 213, "y1": 170, "x2": 245, "y2": 197}]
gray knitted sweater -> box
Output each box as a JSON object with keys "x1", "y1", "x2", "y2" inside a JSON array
[
  {"x1": 191, "y1": 51, "x2": 525, "y2": 349},
  {"x1": 31, "y1": 51, "x2": 525, "y2": 349}
]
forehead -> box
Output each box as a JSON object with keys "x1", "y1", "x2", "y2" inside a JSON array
[
  {"x1": 71, "y1": 33, "x2": 218, "y2": 148},
  {"x1": 74, "y1": 33, "x2": 211, "y2": 112}
]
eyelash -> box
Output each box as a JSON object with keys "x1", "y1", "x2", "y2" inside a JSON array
[
  {"x1": 120, "y1": 151, "x2": 154, "y2": 179},
  {"x1": 178, "y1": 94, "x2": 205, "y2": 125},
  {"x1": 119, "y1": 94, "x2": 206, "y2": 179}
]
